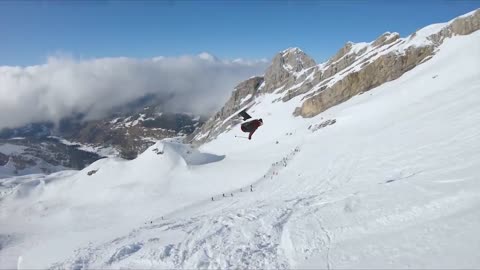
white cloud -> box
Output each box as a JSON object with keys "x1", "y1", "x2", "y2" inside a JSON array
[{"x1": 0, "y1": 54, "x2": 269, "y2": 129}]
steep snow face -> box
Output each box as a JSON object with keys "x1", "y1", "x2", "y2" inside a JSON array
[{"x1": 1, "y1": 29, "x2": 480, "y2": 270}]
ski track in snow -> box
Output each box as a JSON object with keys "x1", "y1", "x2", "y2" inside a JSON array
[{"x1": 49, "y1": 143, "x2": 369, "y2": 269}]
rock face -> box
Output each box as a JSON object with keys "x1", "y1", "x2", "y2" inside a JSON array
[
  {"x1": 60, "y1": 109, "x2": 203, "y2": 159},
  {"x1": 0, "y1": 152, "x2": 8, "y2": 166},
  {"x1": 0, "y1": 138, "x2": 101, "y2": 178},
  {"x1": 0, "y1": 105, "x2": 203, "y2": 177},
  {"x1": 191, "y1": 9, "x2": 479, "y2": 144},
  {"x1": 264, "y1": 48, "x2": 316, "y2": 93},
  {"x1": 190, "y1": 77, "x2": 263, "y2": 144},
  {"x1": 294, "y1": 45, "x2": 434, "y2": 117},
  {"x1": 295, "y1": 9, "x2": 480, "y2": 117},
  {"x1": 190, "y1": 49, "x2": 317, "y2": 144}
]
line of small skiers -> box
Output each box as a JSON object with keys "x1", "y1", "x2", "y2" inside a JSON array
[
  {"x1": 211, "y1": 185, "x2": 254, "y2": 201},
  {"x1": 211, "y1": 146, "x2": 301, "y2": 202}
]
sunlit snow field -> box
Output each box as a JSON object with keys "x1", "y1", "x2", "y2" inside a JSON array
[{"x1": 1, "y1": 29, "x2": 480, "y2": 269}]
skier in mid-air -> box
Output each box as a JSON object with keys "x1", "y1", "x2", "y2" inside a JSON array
[
  {"x1": 241, "y1": 118, "x2": 263, "y2": 140},
  {"x1": 238, "y1": 109, "x2": 263, "y2": 140}
]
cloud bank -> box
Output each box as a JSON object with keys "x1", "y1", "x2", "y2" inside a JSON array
[{"x1": 0, "y1": 54, "x2": 268, "y2": 129}]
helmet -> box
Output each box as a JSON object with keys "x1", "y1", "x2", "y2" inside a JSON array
[{"x1": 259, "y1": 118, "x2": 263, "y2": 125}]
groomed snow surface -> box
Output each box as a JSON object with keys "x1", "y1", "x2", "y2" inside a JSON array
[{"x1": 1, "y1": 32, "x2": 480, "y2": 269}]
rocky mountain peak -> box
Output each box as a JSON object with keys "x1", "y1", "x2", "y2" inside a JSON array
[
  {"x1": 420, "y1": 8, "x2": 480, "y2": 45},
  {"x1": 295, "y1": 9, "x2": 480, "y2": 118},
  {"x1": 191, "y1": 9, "x2": 479, "y2": 145},
  {"x1": 277, "y1": 47, "x2": 316, "y2": 72},
  {"x1": 264, "y1": 47, "x2": 316, "y2": 93},
  {"x1": 188, "y1": 76, "x2": 264, "y2": 144},
  {"x1": 327, "y1": 42, "x2": 354, "y2": 65},
  {"x1": 372, "y1": 32, "x2": 400, "y2": 47}
]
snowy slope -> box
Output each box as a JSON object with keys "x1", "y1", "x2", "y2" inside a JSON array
[
  {"x1": 1, "y1": 27, "x2": 480, "y2": 270},
  {"x1": 192, "y1": 9, "x2": 479, "y2": 144}
]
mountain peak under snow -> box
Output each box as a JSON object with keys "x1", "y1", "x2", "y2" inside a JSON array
[
  {"x1": 192, "y1": 8, "x2": 480, "y2": 144},
  {"x1": 281, "y1": 47, "x2": 304, "y2": 56}
]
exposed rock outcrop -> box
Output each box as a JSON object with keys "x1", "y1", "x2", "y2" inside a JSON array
[
  {"x1": 0, "y1": 152, "x2": 8, "y2": 166},
  {"x1": 191, "y1": 9, "x2": 479, "y2": 144},
  {"x1": 0, "y1": 138, "x2": 102, "y2": 178},
  {"x1": 372, "y1": 32, "x2": 400, "y2": 47},
  {"x1": 190, "y1": 77, "x2": 264, "y2": 144},
  {"x1": 294, "y1": 45, "x2": 434, "y2": 117},
  {"x1": 295, "y1": 9, "x2": 479, "y2": 117},
  {"x1": 191, "y1": 48, "x2": 318, "y2": 144},
  {"x1": 264, "y1": 48, "x2": 316, "y2": 93}
]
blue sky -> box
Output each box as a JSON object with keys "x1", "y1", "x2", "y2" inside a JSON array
[{"x1": 1, "y1": 0, "x2": 479, "y2": 66}]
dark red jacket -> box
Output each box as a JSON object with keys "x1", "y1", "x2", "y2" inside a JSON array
[{"x1": 241, "y1": 119, "x2": 262, "y2": 139}]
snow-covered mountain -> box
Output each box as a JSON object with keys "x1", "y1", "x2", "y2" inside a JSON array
[
  {"x1": 191, "y1": 9, "x2": 480, "y2": 144},
  {"x1": 0, "y1": 137, "x2": 101, "y2": 178},
  {"x1": 1, "y1": 9, "x2": 480, "y2": 269},
  {"x1": 56, "y1": 106, "x2": 204, "y2": 159},
  {"x1": 0, "y1": 101, "x2": 204, "y2": 178}
]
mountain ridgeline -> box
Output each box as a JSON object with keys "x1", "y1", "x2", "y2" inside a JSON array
[
  {"x1": 190, "y1": 9, "x2": 480, "y2": 145},
  {"x1": 0, "y1": 106, "x2": 203, "y2": 177}
]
